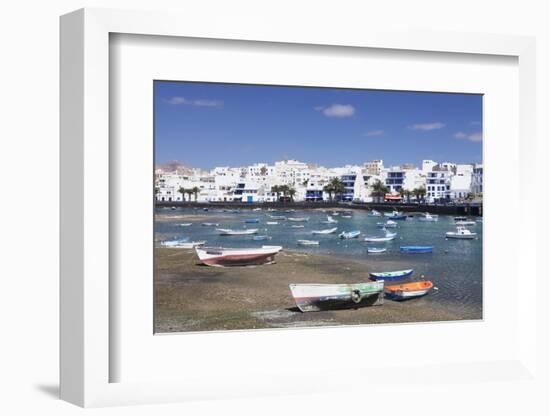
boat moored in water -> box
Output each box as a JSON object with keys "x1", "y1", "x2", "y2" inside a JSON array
[
  {"x1": 418, "y1": 212, "x2": 439, "y2": 222},
  {"x1": 217, "y1": 228, "x2": 259, "y2": 236},
  {"x1": 369, "y1": 269, "x2": 414, "y2": 281},
  {"x1": 400, "y1": 246, "x2": 433, "y2": 253},
  {"x1": 322, "y1": 215, "x2": 338, "y2": 224},
  {"x1": 339, "y1": 230, "x2": 361, "y2": 239},
  {"x1": 311, "y1": 227, "x2": 338, "y2": 235},
  {"x1": 445, "y1": 226, "x2": 477, "y2": 239},
  {"x1": 161, "y1": 237, "x2": 190, "y2": 247},
  {"x1": 369, "y1": 209, "x2": 382, "y2": 217},
  {"x1": 289, "y1": 281, "x2": 384, "y2": 312},
  {"x1": 244, "y1": 218, "x2": 260, "y2": 223},
  {"x1": 377, "y1": 220, "x2": 397, "y2": 228},
  {"x1": 252, "y1": 235, "x2": 272, "y2": 241},
  {"x1": 195, "y1": 245, "x2": 283, "y2": 267},
  {"x1": 367, "y1": 247, "x2": 387, "y2": 254},
  {"x1": 164, "y1": 240, "x2": 206, "y2": 249},
  {"x1": 384, "y1": 281, "x2": 433, "y2": 300},
  {"x1": 455, "y1": 220, "x2": 476, "y2": 226},
  {"x1": 201, "y1": 222, "x2": 219, "y2": 226},
  {"x1": 288, "y1": 217, "x2": 310, "y2": 222},
  {"x1": 297, "y1": 239, "x2": 319, "y2": 246}
]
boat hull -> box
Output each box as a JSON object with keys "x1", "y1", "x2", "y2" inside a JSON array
[
  {"x1": 289, "y1": 282, "x2": 384, "y2": 312},
  {"x1": 196, "y1": 246, "x2": 282, "y2": 267},
  {"x1": 369, "y1": 269, "x2": 413, "y2": 281},
  {"x1": 400, "y1": 246, "x2": 433, "y2": 253},
  {"x1": 384, "y1": 281, "x2": 433, "y2": 300},
  {"x1": 445, "y1": 232, "x2": 476, "y2": 239}
]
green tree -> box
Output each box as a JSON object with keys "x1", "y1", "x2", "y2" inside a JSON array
[
  {"x1": 178, "y1": 187, "x2": 186, "y2": 202},
  {"x1": 323, "y1": 183, "x2": 334, "y2": 202},
  {"x1": 271, "y1": 185, "x2": 281, "y2": 202},
  {"x1": 192, "y1": 186, "x2": 200, "y2": 202},
  {"x1": 329, "y1": 177, "x2": 346, "y2": 201},
  {"x1": 370, "y1": 180, "x2": 389, "y2": 203},
  {"x1": 288, "y1": 187, "x2": 296, "y2": 202}
]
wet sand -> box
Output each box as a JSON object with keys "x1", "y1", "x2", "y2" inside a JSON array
[{"x1": 155, "y1": 248, "x2": 480, "y2": 333}]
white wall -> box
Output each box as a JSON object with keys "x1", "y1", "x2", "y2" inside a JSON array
[{"x1": 1, "y1": 1, "x2": 548, "y2": 415}]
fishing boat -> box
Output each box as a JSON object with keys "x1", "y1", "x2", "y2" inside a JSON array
[
  {"x1": 321, "y1": 215, "x2": 338, "y2": 224},
  {"x1": 253, "y1": 235, "x2": 272, "y2": 241},
  {"x1": 311, "y1": 227, "x2": 338, "y2": 235},
  {"x1": 195, "y1": 245, "x2": 283, "y2": 267},
  {"x1": 369, "y1": 269, "x2": 414, "y2": 281},
  {"x1": 201, "y1": 222, "x2": 219, "y2": 226},
  {"x1": 400, "y1": 246, "x2": 433, "y2": 253},
  {"x1": 266, "y1": 221, "x2": 279, "y2": 225},
  {"x1": 455, "y1": 220, "x2": 476, "y2": 226},
  {"x1": 339, "y1": 230, "x2": 361, "y2": 239},
  {"x1": 245, "y1": 218, "x2": 260, "y2": 223},
  {"x1": 170, "y1": 206, "x2": 177, "y2": 210},
  {"x1": 384, "y1": 210, "x2": 407, "y2": 220},
  {"x1": 217, "y1": 228, "x2": 259, "y2": 236},
  {"x1": 268, "y1": 215, "x2": 286, "y2": 220},
  {"x1": 297, "y1": 239, "x2": 319, "y2": 246},
  {"x1": 288, "y1": 217, "x2": 310, "y2": 222},
  {"x1": 384, "y1": 281, "x2": 433, "y2": 300},
  {"x1": 418, "y1": 212, "x2": 439, "y2": 222},
  {"x1": 377, "y1": 220, "x2": 397, "y2": 228},
  {"x1": 289, "y1": 281, "x2": 384, "y2": 312},
  {"x1": 291, "y1": 225, "x2": 305, "y2": 228},
  {"x1": 161, "y1": 237, "x2": 190, "y2": 247},
  {"x1": 367, "y1": 247, "x2": 387, "y2": 254},
  {"x1": 445, "y1": 226, "x2": 477, "y2": 239},
  {"x1": 179, "y1": 223, "x2": 193, "y2": 227},
  {"x1": 364, "y1": 230, "x2": 396, "y2": 242},
  {"x1": 369, "y1": 209, "x2": 382, "y2": 217},
  {"x1": 165, "y1": 240, "x2": 206, "y2": 249}
]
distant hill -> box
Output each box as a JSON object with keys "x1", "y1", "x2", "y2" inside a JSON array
[{"x1": 156, "y1": 160, "x2": 196, "y2": 175}]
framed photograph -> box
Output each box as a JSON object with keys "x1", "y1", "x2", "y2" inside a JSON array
[{"x1": 60, "y1": 8, "x2": 538, "y2": 408}]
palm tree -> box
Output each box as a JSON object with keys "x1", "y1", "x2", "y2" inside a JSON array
[
  {"x1": 404, "y1": 189, "x2": 412, "y2": 203},
  {"x1": 191, "y1": 186, "x2": 200, "y2": 202},
  {"x1": 417, "y1": 186, "x2": 427, "y2": 203},
  {"x1": 398, "y1": 187, "x2": 406, "y2": 202},
  {"x1": 323, "y1": 183, "x2": 334, "y2": 202},
  {"x1": 279, "y1": 185, "x2": 290, "y2": 202},
  {"x1": 271, "y1": 185, "x2": 281, "y2": 202},
  {"x1": 329, "y1": 177, "x2": 346, "y2": 201},
  {"x1": 186, "y1": 189, "x2": 194, "y2": 202},
  {"x1": 178, "y1": 187, "x2": 186, "y2": 202},
  {"x1": 288, "y1": 187, "x2": 296, "y2": 202},
  {"x1": 370, "y1": 180, "x2": 388, "y2": 203}
]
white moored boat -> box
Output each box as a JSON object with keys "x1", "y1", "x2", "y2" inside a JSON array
[
  {"x1": 418, "y1": 212, "x2": 439, "y2": 222},
  {"x1": 297, "y1": 240, "x2": 319, "y2": 246},
  {"x1": 311, "y1": 227, "x2": 338, "y2": 235},
  {"x1": 364, "y1": 228, "x2": 396, "y2": 242},
  {"x1": 179, "y1": 223, "x2": 193, "y2": 227},
  {"x1": 288, "y1": 217, "x2": 310, "y2": 222},
  {"x1": 321, "y1": 215, "x2": 338, "y2": 224},
  {"x1": 369, "y1": 209, "x2": 382, "y2": 217},
  {"x1": 166, "y1": 240, "x2": 206, "y2": 249},
  {"x1": 445, "y1": 226, "x2": 477, "y2": 239},
  {"x1": 195, "y1": 245, "x2": 282, "y2": 267},
  {"x1": 455, "y1": 220, "x2": 476, "y2": 226},
  {"x1": 339, "y1": 230, "x2": 361, "y2": 239},
  {"x1": 289, "y1": 281, "x2": 384, "y2": 312},
  {"x1": 217, "y1": 228, "x2": 259, "y2": 236}
]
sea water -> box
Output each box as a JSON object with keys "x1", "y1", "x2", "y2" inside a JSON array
[{"x1": 155, "y1": 207, "x2": 483, "y2": 317}]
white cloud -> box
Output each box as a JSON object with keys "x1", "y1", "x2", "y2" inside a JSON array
[
  {"x1": 165, "y1": 96, "x2": 223, "y2": 107},
  {"x1": 409, "y1": 122, "x2": 445, "y2": 131},
  {"x1": 316, "y1": 104, "x2": 355, "y2": 118},
  {"x1": 364, "y1": 129, "x2": 384, "y2": 137},
  {"x1": 454, "y1": 131, "x2": 482, "y2": 142}
]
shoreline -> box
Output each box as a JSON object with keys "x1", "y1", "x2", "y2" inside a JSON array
[{"x1": 155, "y1": 247, "x2": 481, "y2": 333}]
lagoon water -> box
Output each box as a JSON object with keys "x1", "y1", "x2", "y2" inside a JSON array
[{"x1": 155, "y1": 207, "x2": 483, "y2": 318}]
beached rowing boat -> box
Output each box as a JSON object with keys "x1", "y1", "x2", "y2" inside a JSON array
[
  {"x1": 164, "y1": 240, "x2": 206, "y2": 249},
  {"x1": 289, "y1": 281, "x2": 384, "y2": 312},
  {"x1": 384, "y1": 281, "x2": 433, "y2": 300},
  {"x1": 311, "y1": 227, "x2": 338, "y2": 235},
  {"x1": 161, "y1": 238, "x2": 190, "y2": 247},
  {"x1": 400, "y1": 246, "x2": 433, "y2": 253},
  {"x1": 369, "y1": 269, "x2": 414, "y2": 281},
  {"x1": 195, "y1": 245, "x2": 282, "y2": 267},
  {"x1": 339, "y1": 230, "x2": 361, "y2": 239},
  {"x1": 217, "y1": 228, "x2": 259, "y2": 236}
]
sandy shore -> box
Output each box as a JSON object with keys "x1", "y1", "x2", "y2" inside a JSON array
[{"x1": 155, "y1": 248, "x2": 480, "y2": 333}]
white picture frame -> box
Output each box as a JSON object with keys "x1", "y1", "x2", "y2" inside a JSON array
[{"x1": 60, "y1": 8, "x2": 538, "y2": 408}]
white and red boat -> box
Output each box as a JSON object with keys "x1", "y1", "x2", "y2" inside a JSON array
[{"x1": 195, "y1": 245, "x2": 282, "y2": 267}]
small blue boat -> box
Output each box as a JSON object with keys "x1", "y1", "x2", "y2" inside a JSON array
[
  {"x1": 252, "y1": 235, "x2": 271, "y2": 241},
  {"x1": 369, "y1": 269, "x2": 414, "y2": 281},
  {"x1": 400, "y1": 246, "x2": 433, "y2": 253},
  {"x1": 245, "y1": 218, "x2": 260, "y2": 223}
]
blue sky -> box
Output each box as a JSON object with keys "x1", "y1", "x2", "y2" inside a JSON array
[{"x1": 154, "y1": 81, "x2": 482, "y2": 169}]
